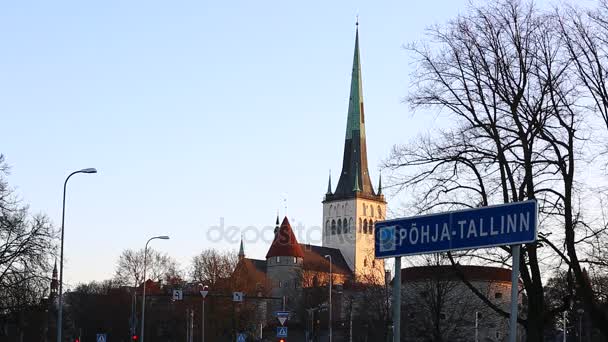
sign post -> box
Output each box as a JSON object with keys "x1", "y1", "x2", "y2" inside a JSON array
[
  {"x1": 509, "y1": 245, "x2": 520, "y2": 342},
  {"x1": 375, "y1": 200, "x2": 537, "y2": 342},
  {"x1": 200, "y1": 289, "x2": 208, "y2": 342},
  {"x1": 393, "y1": 257, "x2": 401, "y2": 342}
]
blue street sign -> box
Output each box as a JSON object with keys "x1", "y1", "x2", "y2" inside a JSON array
[
  {"x1": 236, "y1": 333, "x2": 246, "y2": 342},
  {"x1": 96, "y1": 334, "x2": 107, "y2": 342},
  {"x1": 375, "y1": 200, "x2": 537, "y2": 258},
  {"x1": 277, "y1": 326, "x2": 288, "y2": 337}
]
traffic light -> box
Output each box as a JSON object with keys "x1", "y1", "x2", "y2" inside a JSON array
[
  {"x1": 74, "y1": 338, "x2": 80, "y2": 342},
  {"x1": 131, "y1": 335, "x2": 138, "y2": 341},
  {"x1": 278, "y1": 339, "x2": 285, "y2": 342}
]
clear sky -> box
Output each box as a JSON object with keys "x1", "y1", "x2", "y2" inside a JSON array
[{"x1": 0, "y1": 0, "x2": 567, "y2": 287}]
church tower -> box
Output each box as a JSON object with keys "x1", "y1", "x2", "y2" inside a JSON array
[{"x1": 323, "y1": 24, "x2": 386, "y2": 283}]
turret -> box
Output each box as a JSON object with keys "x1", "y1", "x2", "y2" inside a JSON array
[{"x1": 266, "y1": 217, "x2": 304, "y2": 312}]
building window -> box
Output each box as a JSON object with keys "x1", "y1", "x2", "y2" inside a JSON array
[
  {"x1": 495, "y1": 292, "x2": 503, "y2": 299},
  {"x1": 325, "y1": 220, "x2": 330, "y2": 235},
  {"x1": 363, "y1": 204, "x2": 367, "y2": 216},
  {"x1": 377, "y1": 205, "x2": 382, "y2": 219},
  {"x1": 331, "y1": 220, "x2": 336, "y2": 235},
  {"x1": 293, "y1": 257, "x2": 297, "y2": 264},
  {"x1": 371, "y1": 206, "x2": 374, "y2": 217},
  {"x1": 363, "y1": 219, "x2": 368, "y2": 234},
  {"x1": 372, "y1": 260, "x2": 376, "y2": 267},
  {"x1": 496, "y1": 331, "x2": 501, "y2": 339},
  {"x1": 370, "y1": 221, "x2": 375, "y2": 234},
  {"x1": 359, "y1": 218, "x2": 362, "y2": 233},
  {"x1": 364, "y1": 258, "x2": 368, "y2": 267},
  {"x1": 276, "y1": 256, "x2": 280, "y2": 263},
  {"x1": 279, "y1": 281, "x2": 282, "y2": 288},
  {"x1": 337, "y1": 219, "x2": 342, "y2": 234},
  {"x1": 348, "y1": 218, "x2": 353, "y2": 233}
]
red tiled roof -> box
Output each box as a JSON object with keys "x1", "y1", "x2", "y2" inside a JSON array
[
  {"x1": 400, "y1": 265, "x2": 512, "y2": 283},
  {"x1": 265, "y1": 217, "x2": 304, "y2": 258},
  {"x1": 300, "y1": 244, "x2": 352, "y2": 275}
]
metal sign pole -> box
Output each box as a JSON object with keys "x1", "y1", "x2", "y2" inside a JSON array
[
  {"x1": 393, "y1": 257, "x2": 401, "y2": 342},
  {"x1": 508, "y1": 244, "x2": 520, "y2": 342}
]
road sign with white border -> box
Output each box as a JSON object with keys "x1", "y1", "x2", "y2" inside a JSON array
[
  {"x1": 275, "y1": 311, "x2": 289, "y2": 325},
  {"x1": 96, "y1": 334, "x2": 107, "y2": 342},
  {"x1": 277, "y1": 326, "x2": 288, "y2": 337},
  {"x1": 236, "y1": 333, "x2": 246, "y2": 342},
  {"x1": 375, "y1": 200, "x2": 538, "y2": 258},
  {"x1": 172, "y1": 289, "x2": 183, "y2": 300},
  {"x1": 200, "y1": 290, "x2": 208, "y2": 298},
  {"x1": 233, "y1": 291, "x2": 243, "y2": 302}
]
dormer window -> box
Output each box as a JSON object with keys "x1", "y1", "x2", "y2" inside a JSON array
[{"x1": 293, "y1": 257, "x2": 297, "y2": 264}]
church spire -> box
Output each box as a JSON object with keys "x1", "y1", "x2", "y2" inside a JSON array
[
  {"x1": 238, "y1": 236, "x2": 245, "y2": 260},
  {"x1": 377, "y1": 172, "x2": 382, "y2": 195},
  {"x1": 327, "y1": 22, "x2": 380, "y2": 201},
  {"x1": 326, "y1": 170, "x2": 332, "y2": 195}
]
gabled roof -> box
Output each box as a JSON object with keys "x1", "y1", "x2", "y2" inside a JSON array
[
  {"x1": 265, "y1": 217, "x2": 304, "y2": 258},
  {"x1": 245, "y1": 258, "x2": 267, "y2": 274},
  {"x1": 300, "y1": 244, "x2": 352, "y2": 275}
]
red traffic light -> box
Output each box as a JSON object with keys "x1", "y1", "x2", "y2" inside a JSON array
[
  {"x1": 75, "y1": 339, "x2": 80, "y2": 342},
  {"x1": 132, "y1": 335, "x2": 138, "y2": 340}
]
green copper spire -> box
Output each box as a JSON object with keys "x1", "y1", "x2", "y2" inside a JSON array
[
  {"x1": 353, "y1": 164, "x2": 361, "y2": 192},
  {"x1": 326, "y1": 170, "x2": 332, "y2": 195},
  {"x1": 345, "y1": 23, "x2": 365, "y2": 140},
  {"x1": 328, "y1": 22, "x2": 380, "y2": 201}
]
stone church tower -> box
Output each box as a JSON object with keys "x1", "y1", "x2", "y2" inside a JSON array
[{"x1": 322, "y1": 24, "x2": 386, "y2": 283}]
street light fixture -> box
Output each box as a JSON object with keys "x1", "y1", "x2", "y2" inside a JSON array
[
  {"x1": 57, "y1": 168, "x2": 97, "y2": 342},
  {"x1": 324, "y1": 254, "x2": 332, "y2": 342},
  {"x1": 140, "y1": 235, "x2": 170, "y2": 342}
]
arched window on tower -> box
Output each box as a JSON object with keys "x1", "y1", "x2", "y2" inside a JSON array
[
  {"x1": 337, "y1": 219, "x2": 342, "y2": 234},
  {"x1": 371, "y1": 206, "x2": 374, "y2": 218},
  {"x1": 364, "y1": 258, "x2": 368, "y2": 267},
  {"x1": 363, "y1": 204, "x2": 367, "y2": 216},
  {"x1": 359, "y1": 218, "x2": 363, "y2": 233},
  {"x1": 326, "y1": 220, "x2": 330, "y2": 235},
  {"x1": 378, "y1": 205, "x2": 382, "y2": 219},
  {"x1": 331, "y1": 220, "x2": 336, "y2": 235},
  {"x1": 363, "y1": 219, "x2": 368, "y2": 234},
  {"x1": 348, "y1": 218, "x2": 353, "y2": 234}
]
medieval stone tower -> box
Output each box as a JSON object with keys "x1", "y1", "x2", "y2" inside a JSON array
[
  {"x1": 322, "y1": 24, "x2": 386, "y2": 283},
  {"x1": 266, "y1": 217, "x2": 304, "y2": 310}
]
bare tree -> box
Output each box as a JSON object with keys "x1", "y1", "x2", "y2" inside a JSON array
[
  {"x1": 190, "y1": 248, "x2": 237, "y2": 287},
  {"x1": 113, "y1": 247, "x2": 181, "y2": 287},
  {"x1": 384, "y1": 0, "x2": 608, "y2": 339},
  {"x1": 0, "y1": 154, "x2": 55, "y2": 314}
]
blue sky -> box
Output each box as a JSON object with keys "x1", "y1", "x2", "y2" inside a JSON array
[{"x1": 0, "y1": 0, "x2": 565, "y2": 286}]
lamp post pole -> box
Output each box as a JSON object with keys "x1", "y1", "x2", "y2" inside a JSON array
[
  {"x1": 324, "y1": 255, "x2": 332, "y2": 342},
  {"x1": 140, "y1": 235, "x2": 170, "y2": 342},
  {"x1": 57, "y1": 168, "x2": 97, "y2": 342}
]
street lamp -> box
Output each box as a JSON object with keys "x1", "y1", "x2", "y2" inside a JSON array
[
  {"x1": 324, "y1": 254, "x2": 332, "y2": 342},
  {"x1": 140, "y1": 235, "x2": 170, "y2": 342},
  {"x1": 57, "y1": 167, "x2": 97, "y2": 342}
]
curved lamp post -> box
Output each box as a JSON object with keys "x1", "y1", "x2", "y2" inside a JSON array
[
  {"x1": 57, "y1": 168, "x2": 97, "y2": 342},
  {"x1": 141, "y1": 235, "x2": 170, "y2": 342},
  {"x1": 324, "y1": 254, "x2": 332, "y2": 342}
]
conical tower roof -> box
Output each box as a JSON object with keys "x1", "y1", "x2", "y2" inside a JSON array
[{"x1": 266, "y1": 217, "x2": 304, "y2": 258}]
